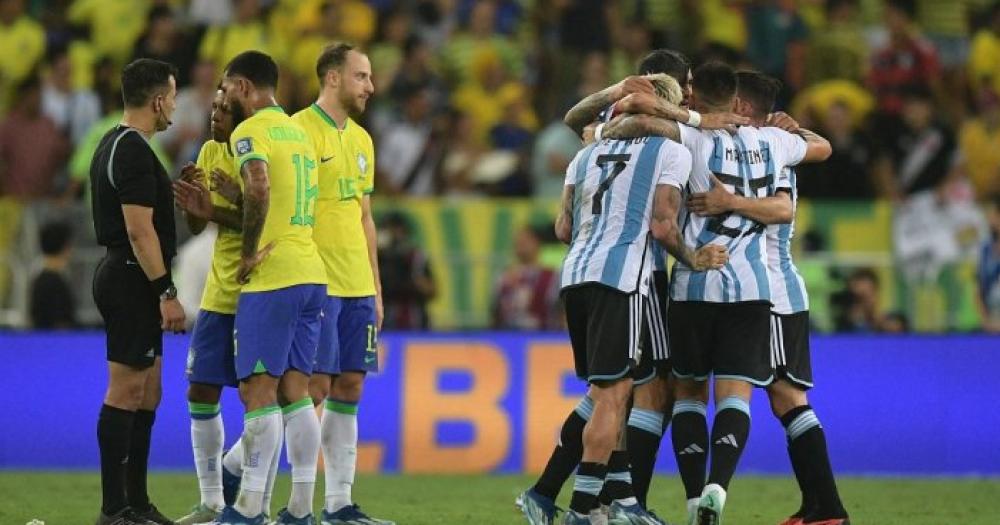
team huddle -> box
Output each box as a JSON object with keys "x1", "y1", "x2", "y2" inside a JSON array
[
  {"x1": 90, "y1": 46, "x2": 388, "y2": 525},
  {"x1": 515, "y1": 51, "x2": 851, "y2": 525}
]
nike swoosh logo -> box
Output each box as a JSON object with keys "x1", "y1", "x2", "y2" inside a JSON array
[
  {"x1": 126, "y1": 260, "x2": 138, "y2": 265},
  {"x1": 321, "y1": 156, "x2": 335, "y2": 163}
]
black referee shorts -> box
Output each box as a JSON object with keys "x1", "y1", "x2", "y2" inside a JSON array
[
  {"x1": 563, "y1": 284, "x2": 643, "y2": 384},
  {"x1": 93, "y1": 252, "x2": 162, "y2": 369}
]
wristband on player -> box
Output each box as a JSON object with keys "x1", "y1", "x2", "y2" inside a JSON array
[
  {"x1": 594, "y1": 123, "x2": 605, "y2": 141},
  {"x1": 686, "y1": 110, "x2": 702, "y2": 128},
  {"x1": 150, "y1": 274, "x2": 174, "y2": 298}
]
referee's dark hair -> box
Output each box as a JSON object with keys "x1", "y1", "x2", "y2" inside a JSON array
[
  {"x1": 638, "y1": 49, "x2": 690, "y2": 85},
  {"x1": 736, "y1": 70, "x2": 782, "y2": 118},
  {"x1": 40, "y1": 221, "x2": 73, "y2": 256},
  {"x1": 121, "y1": 58, "x2": 177, "y2": 108},
  {"x1": 316, "y1": 42, "x2": 356, "y2": 83},
  {"x1": 224, "y1": 50, "x2": 279, "y2": 89},
  {"x1": 692, "y1": 61, "x2": 738, "y2": 109}
]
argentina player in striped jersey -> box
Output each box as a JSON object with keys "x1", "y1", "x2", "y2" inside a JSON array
[
  {"x1": 687, "y1": 72, "x2": 849, "y2": 525},
  {"x1": 602, "y1": 62, "x2": 832, "y2": 525},
  {"x1": 554, "y1": 74, "x2": 728, "y2": 525}
]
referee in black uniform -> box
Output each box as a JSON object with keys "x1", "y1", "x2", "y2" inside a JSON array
[{"x1": 90, "y1": 58, "x2": 184, "y2": 525}]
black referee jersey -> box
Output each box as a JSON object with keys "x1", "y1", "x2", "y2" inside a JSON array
[{"x1": 90, "y1": 125, "x2": 176, "y2": 263}]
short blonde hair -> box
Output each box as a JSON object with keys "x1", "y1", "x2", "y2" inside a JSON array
[{"x1": 644, "y1": 73, "x2": 683, "y2": 106}]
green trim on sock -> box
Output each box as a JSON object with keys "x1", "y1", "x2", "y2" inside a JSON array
[
  {"x1": 188, "y1": 402, "x2": 221, "y2": 415},
  {"x1": 281, "y1": 397, "x2": 314, "y2": 414},
  {"x1": 244, "y1": 405, "x2": 280, "y2": 420},
  {"x1": 325, "y1": 399, "x2": 358, "y2": 415}
]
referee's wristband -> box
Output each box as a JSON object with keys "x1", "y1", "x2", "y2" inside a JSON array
[
  {"x1": 150, "y1": 274, "x2": 173, "y2": 298},
  {"x1": 686, "y1": 110, "x2": 702, "y2": 128}
]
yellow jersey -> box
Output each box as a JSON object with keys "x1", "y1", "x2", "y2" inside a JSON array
[
  {"x1": 292, "y1": 104, "x2": 376, "y2": 297},
  {"x1": 194, "y1": 140, "x2": 241, "y2": 314},
  {"x1": 231, "y1": 106, "x2": 327, "y2": 293},
  {"x1": 0, "y1": 15, "x2": 45, "y2": 111},
  {"x1": 68, "y1": 0, "x2": 150, "y2": 63}
]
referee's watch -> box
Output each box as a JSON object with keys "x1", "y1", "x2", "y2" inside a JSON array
[{"x1": 159, "y1": 285, "x2": 178, "y2": 302}]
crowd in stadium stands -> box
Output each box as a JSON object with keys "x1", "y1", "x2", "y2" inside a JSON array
[{"x1": 2, "y1": 0, "x2": 1000, "y2": 331}]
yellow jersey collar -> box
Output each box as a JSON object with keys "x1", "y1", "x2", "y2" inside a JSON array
[{"x1": 310, "y1": 103, "x2": 350, "y2": 131}]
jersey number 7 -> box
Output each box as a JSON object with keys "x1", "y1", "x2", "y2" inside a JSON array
[{"x1": 592, "y1": 153, "x2": 632, "y2": 215}]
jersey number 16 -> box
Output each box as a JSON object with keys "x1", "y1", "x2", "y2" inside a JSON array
[{"x1": 290, "y1": 153, "x2": 319, "y2": 226}]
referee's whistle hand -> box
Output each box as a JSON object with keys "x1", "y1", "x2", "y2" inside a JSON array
[{"x1": 160, "y1": 297, "x2": 186, "y2": 333}]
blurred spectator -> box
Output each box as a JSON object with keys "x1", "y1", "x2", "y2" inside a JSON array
[
  {"x1": 390, "y1": 34, "x2": 446, "y2": 109},
  {"x1": 187, "y1": 0, "x2": 233, "y2": 27},
  {"x1": 867, "y1": 0, "x2": 940, "y2": 118},
  {"x1": 609, "y1": 24, "x2": 652, "y2": 84},
  {"x1": 796, "y1": 100, "x2": 875, "y2": 199},
  {"x1": 531, "y1": 117, "x2": 582, "y2": 199},
  {"x1": 978, "y1": 196, "x2": 1000, "y2": 332},
  {"x1": 746, "y1": 0, "x2": 809, "y2": 95},
  {"x1": 437, "y1": 109, "x2": 485, "y2": 196},
  {"x1": 874, "y1": 85, "x2": 955, "y2": 200},
  {"x1": 199, "y1": 0, "x2": 287, "y2": 77},
  {"x1": 439, "y1": 0, "x2": 524, "y2": 86},
  {"x1": 0, "y1": 74, "x2": 69, "y2": 200},
  {"x1": 67, "y1": 0, "x2": 152, "y2": 64},
  {"x1": 451, "y1": 49, "x2": 537, "y2": 146},
  {"x1": 916, "y1": 0, "x2": 973, "y2": 71},
  {"x1": 41, "y1": 46, "x2": 101, "y2": 145},
  {"x1": 131, "y1": 5, "x2": 194, "y2": 87},
  {"x1": 377, "y1": 83, "x2": 439, "y2": 196},
  {"x1": 289, "y1": 1, "x2": 342, "y2": 101},
  {"x1": 369, "y1": 8, "x2": 412, "y2": 95},
  {"x1": 157, "y1": 60, "x2": 216, "y2": 168},
  {"x1": 969, "y1": 3, "x2": 1000, "y2": 98},
  {"x1": 491, "y1": 225, "x2": 561, "y2": 330},
  {"x1": 0, "y1": 0, "x2": 45, "y2": 112},
  {"x1": 379, "y1": 212, "x2": 435, "y2": 330},
  {"x1": 700, "y1": 0, "x2": 749, "y2": 55},
  {"x1": 805, "y1": 0, "x2": 867, "y2": 85},
  {"x1": 29, "y1": 221, "x2": 77, "y2": 329},
  {"x1": 412, "y1": 0, "x2": 459, "y2": 51},
  {"x1": 175, "y1": 224, "x2": 216, "y2": 326},
  {"x1": 832, "y1": 267, "x2": 904, "y2": 332},
  {"x1": 957, "y1": 88, "x2": 1000, "y2": 200}
]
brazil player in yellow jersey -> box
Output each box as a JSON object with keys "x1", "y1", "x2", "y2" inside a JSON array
[
  {"x1": 171, "y1": 88, "x2": 245, "y2": 525},
  {"x1": 291, "y1": 43, "x2": 391, "y2": 525},
  {"x1": 212, "y1": 51, "x2": 327, "y2": 525}
]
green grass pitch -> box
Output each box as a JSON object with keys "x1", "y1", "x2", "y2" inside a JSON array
[{"x1": 2, "y1": 472, "x2": 999, "y2": 524}]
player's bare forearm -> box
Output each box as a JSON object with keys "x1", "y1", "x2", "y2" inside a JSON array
[
  {"x1": 122, "y1": 204, "x2": 168, "y2": 281},
  {"x1": 211, "y1": 206, "x2": 243, "y2": 231},
  {"x1": 240, "y1": 159, "x2": 270, "y2": 258},
  {"x1": 797, "y1": 128, "x2": 832, "y2": 163},
  {"x1": 729, "y1": 192, "x2": 793, "y2": 224},
  {"x1": 184, "y1": 212, "x2": 208, "y2": 236},
  {"x1": 618, "y1": 93, "x2": 689, "y2": 122},
  {"x1": 603, "y1": 115, "x2": 681, "y2": 142},
  {"x1": 650, "y1": 187, "x2": 697, "y2": 268},
  {"x1": 555, "y1": 185, "x2": 574, "y2": 244},
  {"x1": 361, "y1": 195, "x2": 382, "y2": 297},
  {"x1": 565, "y1": 86, "x2": 620, "y2": 137}
]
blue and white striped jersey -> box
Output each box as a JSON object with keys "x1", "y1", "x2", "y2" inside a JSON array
[
  {"x1": 560, "y1": 136, "x2": 692, "y2": 295},
  {"x1": 767, "y1": 168, "x2": 809, "y2": 314},
  {"x1": 670, "y1": 125, "x2": 806, "y2": 303}
]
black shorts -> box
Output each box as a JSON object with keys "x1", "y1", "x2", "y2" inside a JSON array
[
  {"x1": 563, "y1": 284, "x2": 643, "y2": 383},
  {"x1": 634, "y1": 272, "x2": 671, "y2": 384},
  {"x1": 667, "y1": 300, "x2": 773, "y2": 386},
  {"x1": 771, "y1": 311, "x2": 813, "y2": 390},
  {"x1": 93, "y1": 253, "x2": 162, "y2": 369}
]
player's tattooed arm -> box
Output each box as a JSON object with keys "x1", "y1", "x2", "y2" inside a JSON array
[
  {"x1": 237, "y1": 159, "x2": 273, "y2": 284},
  {"x1": 765, "y1": 112, "x2": 832, "y2": 163},
  {"x1": 555, "y1": 184, "x2": 574, "y2": 244},
  {"x1": 603, "y1": 114, "x2": 682, "y2": 142},
  {"x1": 210, "y1": 207, "x2": 243, "y2": 231},
  {"x1": 650, "y1": 185, "x2": 728, "y2": 271},
  {"x1": 564, "y1": 76, "x2": 655, "y2": 138},
  {"x1": 616, "y1": 93, "x2": 749, "y2": 131}
]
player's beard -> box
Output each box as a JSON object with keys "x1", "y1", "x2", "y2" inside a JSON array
[
  {"x1": 339, "y1": 89, "x2": 366, "y2": 117},
  {"x1": 229, "y1": 98, "x2": 248, "y2": 127}
]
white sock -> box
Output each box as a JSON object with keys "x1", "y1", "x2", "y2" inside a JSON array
[
  {"x1": 223, "y1": 437, "x2": 243, "y2": 476},
  {"x1": 262, "y1": 420, "x2": 283, "y2": 516},
  {"x1": 283, "y1": 398, "x2": 320, "y2": 518},
  {"x1": 234, "y1": 406, "x2": 282, "y2": 518},
  {"x1": 687, "y1": 497, "x2": 700, "y2": 517},
  {"x1": 322, "y1": 398, "x2": 358, "y2": 513},
  {"x1": 190, "y1": 403, "x2": 225, "y2": 510}
]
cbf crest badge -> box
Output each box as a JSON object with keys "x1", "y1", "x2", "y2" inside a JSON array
[
  {"x1": 357, "y1": 152, "x2": 368, "y2": 176},
  {"x1": 235, "y1": 137, "x2": 253, "y2": 156}
]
